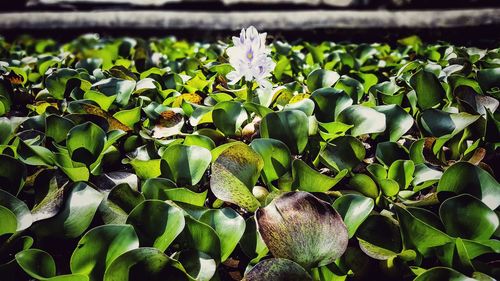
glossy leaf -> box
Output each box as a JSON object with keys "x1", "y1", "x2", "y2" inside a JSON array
[
  {"x1": 439, "y1": 194, "x2": 499, "y2": 240},
  {"x1": 260, "y1": 110, "x2": 309, "y2": 154},
  {"x1": 70, "y1": 225, "x2": 140, "y2": 281},
  {"x1": 333, "y1": 194, "x2": 374, "y2": 238},
  {"x1": 337, "y1": 105, "x2": 386, "y2": 136},
  {"x1": 210, "y1": 142, "x2": 263, "y2": 212},
  {"x1": 161, "y1": 144, "x2": 211, "y2": 186},
  {"x1": 437, "y1": 162, "x2": 500, "y2": 209},
  {"x1": 127, "y1": 200, "x2": 185, "y2": 252},
  {"x1": 256, "y1": 191, "x2": 348, "y2": 269}
]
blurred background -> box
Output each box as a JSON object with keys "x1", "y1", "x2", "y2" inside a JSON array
[{"x1": 1, "y1": 0, "x2": 500, "y2": 46}]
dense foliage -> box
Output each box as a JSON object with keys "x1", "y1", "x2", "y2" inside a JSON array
[{"x1": 0, "y1": 34, "x2": 498, "y2": 281}]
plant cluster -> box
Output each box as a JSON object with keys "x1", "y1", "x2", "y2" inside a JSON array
[{"x1": 0, "y1": 32, "x2": 498, "y2": 281}]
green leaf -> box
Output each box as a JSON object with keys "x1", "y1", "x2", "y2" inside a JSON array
[
  {"x1": 374, "y1": 104, "x2": 414, "y2": 142},
  {"x1": 394, "y1": 204, "x2": 452, "y2": 256},
  {"x1": 113, "y1": 106, "x2": 141, "y2": 128},
  {"x1": 420, "y1": 110, "x2": 480, "y2": 137},
  {"x1": 66, "y1": 122, "x2": 106, "y2": 166},
  {"x1": 310, "y1": 88, "x2": 353, "y2": 122},
  {"x1": 260, "y1": 110, "x2": 309, "y2": 154},
  {"x1": 142, "y1": 178, "x2": 207, "y2": 206},
  {"x1": 33, "y1": 182, "x2": 104, "y2": 238},
  {"x1": 250, "y1": 138, "x2": 292, "y2": 185},
  {"x1": 337, "y1": 105, "x2": 386, "y2": 136},
  {"x1": 92, "y1": 78, "x2": 136, "y2": 107},
  {"x1": 83, "y1": 90, "x2": 116, "y2": 111},
  {"x1": 317, "y1": 121, "x2": 353, "y2": 141},
  {"x1": 284, "y1": 98, "x2": 315, "y2": 117},
  {"x1": 103, "y1": 248, "x2": 190, "y2": 281},
  {"x1": 183, "y1": 135, "x2": 215, "y2": 150},
  {"x1": 199, "y1": 208, "x2": 245, "y2": 261},
  {"x1": 477, "y1": 68, "x2": 500, "y2": 93},
  {"x1": 45, "y1": 115, "x2": 75, "y2": 143},
  {"x1": 45, "y1": 68, "x2": 80, "y2": 99},
  {"x1": 412, "y1": 164, "x2": 442, "y2": 191},
  {"x1": 175, "y1": 216, "x2": 221, "y2": 263},
  {"x1": 292, "y1": 159, "x2": 347, "y2": 192},
  {"x1": 379, "y1": 178, "x2": 400, "y2": 197},
  {"x1": 177, "y1": 250, "x2": 216, "y2": 281},
  {"x1": 15, "y1": 249, "x2": 56, "y2": 280},
  {"x1": 46, "y1": 274, "x2": 89, "y2": 281},
  {"x1": 356, "y1": 215, "x2": 402, "y2": 260},
  {"x1": 212, "y1": 101, "x2": 247, "y2": 136},
  {"x1": 387, "y1": 160, "x2": 415, "y2": 190},
  {"x1": 439, "y1": 194, "x2": 499, "y2": 240},
  {"x1": 127, "y1": 200, "x2": 185, "y2": 252},
  {"x1": 319, "y1": 136, "x2": 366, "y2": 172},
  {"x1": 437, "y1": 162, "x2": 500, "y2": 209},
  {"x1": 348, "y1": 173, "x2": 379, "y2": 199},
  {"x1": 0, "y1": 154, "x2": 27, "y2": 196},
  {"x1": 333, "y1": 194, "x2": 374, "y2": 238},
  {"x1": 0, "y1": 189, "x2": 33, "y2": 231},
  {"x1": 0, "y1": 205, "x2": 17, "y2": 235},
  {"x1": 98, "y1": 185, "x2": 143, "y2": 225},
  {"x1": 70, "y1": 225, "x2": 139, "y2": 281},
  {"x1": 307, "y1": 69, "x2": 340, "y2": 92},
  {"x1": 334, "y1": 75, "x2": 364, "y2": 103},
  {"x1": 410, "y1": 69, "x2": 445, "y2": 110},
  {"x1": 161, "y1": 144, "x2": 211, "y2": 186},
  {"x1": 376, "y1": 141, "x2": 408, "y2": 167},
  {"x1": 210, "y1": 142, "x2": 263, "y2": 212},
  {"x1": 243, "y1": 258, "x2": 313, "y2": 281},
  {"x1": 414, "y1": 267, "x2": 476, "y2": 281},
  {"x1": 256, "y1": 191, "x2": 348, "y2": 269}
]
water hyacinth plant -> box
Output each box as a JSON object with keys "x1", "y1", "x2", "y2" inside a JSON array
[
  {"x1": 0, "y1": 26, "x2": 499, "y2": 281},
  {"x1": 226, "y1": 26, "x2": 276, "y2": 102}
]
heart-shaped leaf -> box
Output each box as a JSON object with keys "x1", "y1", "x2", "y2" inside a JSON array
[
  {"x1": 291, "y1": 159, "x2": 347, "y2": 192},
  {"x1": 310, "y1": 88, "x2": 353, "y2": 122},
  {"x1": 394, "y1": 204, "x2": 452, "y2": 256},
  {"x1": 66, "y1": 122, "x2": 106, "y2": 166},
  {"x1": 307, "y1": 69, "x2": 340, "y2": 92},
  {"x1": 337, "y1": 105, "x2": 386, "y2": 136},
  {"x1": 15, "y1": 249, "x2": 56, "y2": 280},
  {"x1": 161, "y1": 144, "x2": 212, "y2": 186},
  {"x1": 374, "y1": 104, "x2": 414, "y2": 142},
  {"x1": 33, "y1": 182, "x2": 104, "y2": 238},
  {"x1": 410, "y1": 69, "x2": 445, "y2": 110},
  {"x1": 70, "y1": 225, "x2": 139, "y2": 281},
  {"x1": 439, "y1": 194, "x2": 499, "y2": 240},
  {"x1": 103, "y1": 248, "x2": 190, "y2": 281},
  {"x1": 199, "y1": 208, "x2": 245, "y2": 261},
  {"x1": 210, "y1": 142, "x2": 263, "y2": 212},
  {"x1": 437, "y1": 162, "x2": 500, "y2": 209},
  {"x1": 333, "y1": 194, "x2": 374, "y2": 238},
  {"x1": 250, "y1": 138, "x2": 292, "y2": 185},
  {"x1": 260, "y1": 110, "x2": 309, "y2": 154},
  {"x1": 212, "y1": 101, "x2": 248, "y2": 136},
  {"x1": 319, "y1": 136, "x2": 366, "y2": 172},
  {"x1": 256, "y1": 191, "x2": 348, "y2": 269},
  {"x1": 126, "y1": 200, "x2": 185, "y2": 252}
]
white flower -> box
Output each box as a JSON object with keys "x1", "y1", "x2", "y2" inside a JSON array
[{"x1": 226, "y1": 26, "x2": 275, "y2": 91}]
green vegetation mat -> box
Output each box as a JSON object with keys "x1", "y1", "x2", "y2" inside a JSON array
[{"x1": 0, "y1": 33, "x2": 499, "y2": 281}]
